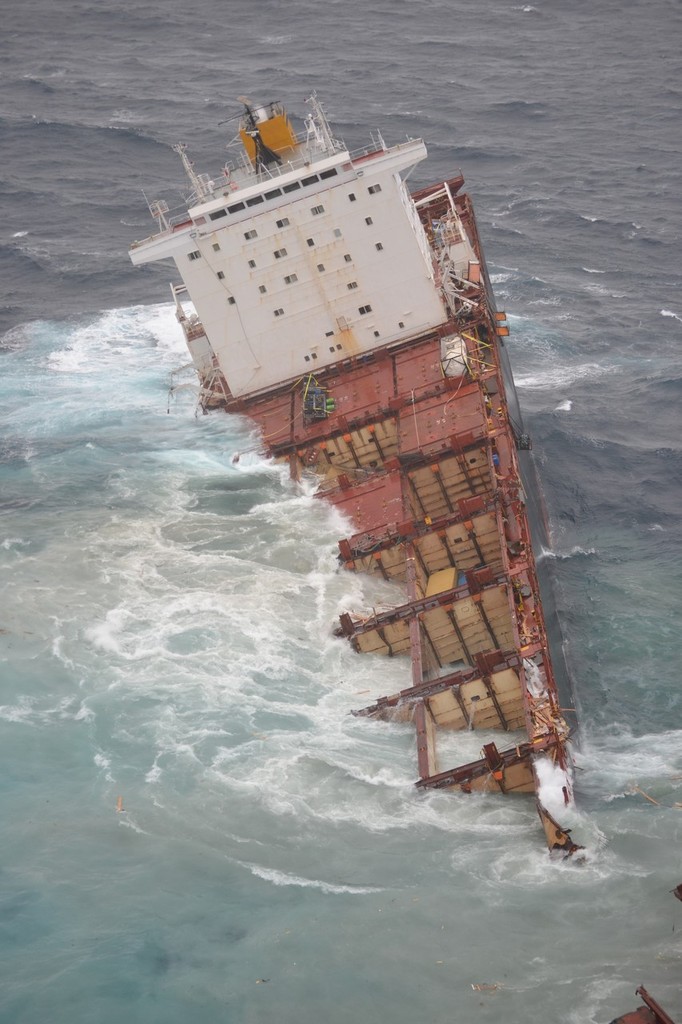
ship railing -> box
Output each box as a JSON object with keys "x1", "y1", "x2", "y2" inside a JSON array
[
  {"x1": 195, "y1": 132, "x2": 416, "y2": 198},
  {"x1": 216, "y1": 134, "x2": 346, "y2": 191},
  {"x1": 132, "y1": 134, "x2": 423, "y2": 245},
  {"x1": 169, "y1": 213, "x2": 193, "y2": 229},
  {"x1": 130, "y1": 201, "x2": 196, "y2": 247}
]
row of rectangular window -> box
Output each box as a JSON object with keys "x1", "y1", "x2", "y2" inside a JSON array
[
  {"x1": 224, "y1": 266, "x2": 373, "y2": 289},
  {"x1": 201, "y1": 237, "x2": 383, "y2": 271},
  {"x1": 226, "y1": 277, "x2": 374, "y2": 306},
  {"x1": 208, "y1": 221, "x2": 368, "y2": 251},
  {"x1": 207, "y1": 167, "x2": 339, "y2": 222},
  {"x1": 207, "y1": 175, "x2": 380, "y2": 227},
  {"x1": 269, "y1": 305, "x2": 372, "y2": 319},
  {"x1": 334, "y1": 183, "x2": 381, "y2": 203}
]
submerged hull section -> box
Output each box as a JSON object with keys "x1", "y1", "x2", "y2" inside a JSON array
[
  {"x1": 130, "y1": 97, "x2": 581, "y2": 855},
  {"x1": 609, "y1": 987, "x2": 679, "y2": 1024}
]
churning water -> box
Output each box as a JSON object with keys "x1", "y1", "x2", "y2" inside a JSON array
[{"x1": 1, "y1": 1, "x2": 681, "y2": 1021}]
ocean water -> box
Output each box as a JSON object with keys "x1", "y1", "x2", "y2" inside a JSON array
[{"x1": 1, "y1": 1, "x2": 681, "y2": 1022}]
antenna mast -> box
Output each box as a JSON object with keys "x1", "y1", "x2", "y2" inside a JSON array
[
  {"x1": 173, "y1": 143, "x2": 209, "y2": 200},
  {"x1": 304, "y1": 92, "x2": 339, "y2": 155}
]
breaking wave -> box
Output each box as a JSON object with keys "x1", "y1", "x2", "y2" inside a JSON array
[{"x1": 238, "y1": 862, "x2": 384, "y2": 895}]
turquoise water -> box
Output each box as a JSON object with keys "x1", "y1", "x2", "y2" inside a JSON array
[
  {"x1": 1, "y1": 305, "x2": 680, "y2": 1023},
  {"x1": 2, "y1": 0, "x2": 682, "y2": 1017}
]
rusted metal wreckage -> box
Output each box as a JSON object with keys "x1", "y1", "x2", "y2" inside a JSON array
[
  {"x1": 607, "y1": 887, "x2": 682, "y2": 1023},
  {"x1": 609, "y1": 987, "x2": 679, "y2": 1024},
  {"x1": 129, "y1": 95, "x2": 582, "y2": 855}
]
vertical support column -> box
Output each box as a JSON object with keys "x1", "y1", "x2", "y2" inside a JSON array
[
  {"x1": 405, "y1": 541, "x2": 425, "y2": 689},
  {"x1": 414, "y1": 700, "x2": 438, "y2": 779}
]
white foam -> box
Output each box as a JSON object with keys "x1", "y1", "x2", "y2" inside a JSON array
[
  {"x1": 581, "y1": 266, "x2": 605, "y2": 274},
  {"x1": 51, "y1": 635, "x2": 75, "y2": 669},
  {"x1": 535, "y1": 755, "x2": 573, "y2": 819},
  {"x1": 118, "y1": 816, "x2": 150, "y2": 835},
  {"x1": 93, "y1": 751, "x2": 114, "y2": 783},
  {"x1": 47, "y1": 303, "x2": 186, "y2": 375},
  {"x1": 515, "y1": 362, "x2": 610, "y2": 390},
  {"x1": 0, "y1": 699, "x2": 38, "y2": 724},
  {"x1": 239, "y1": 861, "x2": 383, "y2": 895},
  {"x1": 110, "y1": 109, "x2": 139, "y2": 123},
  {"x1": 554, "y1": 399, "x2": 572, "y2": 411},
  {"x1": 660, "y1": 308, "x2": 682, "y2": 322},
  {"x1": 578, "y1": 726, "x2": 682, "y2": 796},
  {"x1": 538, "y1": 545, "x2": 597, "y2": 561},
  {"x1": 1, "y1": 537, "x2": 30, "y2": 550},
  {"x1": 145, "y1": 763, "x2": 163, "y2": 784}
]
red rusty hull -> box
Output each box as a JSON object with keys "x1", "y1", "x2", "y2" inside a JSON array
[
  {"x1": 609, "y1": 988, "x2": 678, "y2": 1024},
  {"x1": 220, "y1": 177, "x2": 581, "y2": 855}
]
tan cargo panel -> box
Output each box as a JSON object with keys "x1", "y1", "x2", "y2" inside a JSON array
[
  {"x1": 425, "y1": 667, "x2": 526, "y2": 731},
  {"x1": 434, "y1": 760, "x2": 535, "y2": 795},
  {"x1": 352, "y1": 585, "x2": 515, "y2": 664},
  {"x1": 323, "y1": 419, "x2": 399, "y2": 470},
  {"x1": 351, "y1": 509, "x2": 503, "y2": 586},
  {"x1": 407, "y1": 450, "x2": 491, "y2": 519}
]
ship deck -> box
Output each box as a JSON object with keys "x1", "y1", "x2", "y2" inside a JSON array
[
  {"x1": 184, "y1": 173, "x2": 580, "y2": 856},
  {"x1": 231, "y1": 303, "x2": 580, "y2": 855}
]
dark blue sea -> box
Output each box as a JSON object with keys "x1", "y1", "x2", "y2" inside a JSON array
[{"x1": 1, "y1": 1, "x2": 681, "y2": 1021}]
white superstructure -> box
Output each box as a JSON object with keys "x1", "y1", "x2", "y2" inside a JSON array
[{"x1": 130, "y1": 97, "x2": 476, "y2": 399}]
